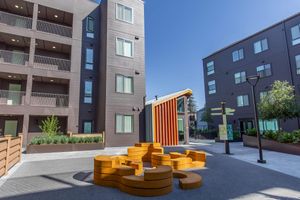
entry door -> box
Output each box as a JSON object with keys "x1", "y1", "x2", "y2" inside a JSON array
[
  {"x1": 178, "y1": 116, "x2": 185, "y2": 142},
  {"x1": 4, "y1": 120, "x2": 18, "y2": 137},
  {"x1": 12, "y1": 50, "x2": 24, "y2": 65},
  {"x1": 8, "y1": 84, "x2": 21, "y2": 105},
  {"x1": 240, "y1": 120, "x2": 254, "y2": 135}
]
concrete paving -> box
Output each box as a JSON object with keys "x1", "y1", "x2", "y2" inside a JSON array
[{"x1": 0, "y1": 142, "x2": 299, "y2": 200}]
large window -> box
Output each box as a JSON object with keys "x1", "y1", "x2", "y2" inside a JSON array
[
  {"x1": 85, "y1": 48, "x2": 94, "y2": 70},
  {"x1": 291, "y1": 24, "x2": 300, "y2": 46},
  {"x1": 237, "y1": 95, "x2": 249, "y2": 107},
  {"x1": 116, "y1": 38, "x2": 133, "y2": 57},
  {"x1": 206, "y1": 61, "x2": 215, "y2": 75},
  {"x1": 86, "y1": 16, "x2": 95, "y2": 38},
  {"x1": 83, "y1": 121, "x2": 93, "y2": 133},
  {"x1": 257, "y1": 64, "x2": 272, "y2": 78},
  {"x1": 116, "y1": 114, "x2": 133, "y2": 133},
  {"x1": 84, "y1": 81, "x2": 93, "y2": 104},
  {"x1": 234, "y1": 71, "x2": 246, "y2": 84},
  {"x1": 116, "y1": 3, "x2": 133, "y2": 23},
  {"x1": 116, "y1": 75, "x2": 133, "y2": 94},
  {"x1": 177, "y1": 97, "x2": 185, "y2": 113},
  {"x1": 259, "y1": 119, "x2": 278, "y2": 132},
  {"x1": 232, "y1": 49, "x2": 244, "y2": 62},
  {"x1": 254, "y1": 38, "x2": 268, "y2": 54},
  {"x1": 260, "y1": 91, "x2": 269, "y2": 101},
  {"x1": 208, "y1": 80, "x2": 216, "y2": 94},
  {"x1": 296, "y1": 55, "x2": 300, "y2": 74}
]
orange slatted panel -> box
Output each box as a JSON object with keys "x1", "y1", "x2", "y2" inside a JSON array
[
  {"x1": 167, "y1": 100, "x2": 171, "y2": 146},
  {"x1": 170, "y1": 99, "x2": 175, "y2": 145},
  {"x1": 155, "y1": 106, "x2": 159, "y2": 143},
  {"x1": 174, "y1": 99, "x2": 179, "y2": 145}
]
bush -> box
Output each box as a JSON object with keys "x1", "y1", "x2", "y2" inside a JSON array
[
  {"x1": 233, "y1": 131, "x2": 241, "y2": 140},
  {"x1": 246, "y1": 128, "x2": 257, "y2": 136},
  {"x1": 263, "y1": 130, "x2": 278, "y2": 141},
  {"x1": 39, "y1": 116, "x2": 60, "y2": 137},
  {"x1": 277, "y1": 132, "x2": 298, "y2": 144},
  {"x1": 30, "y1": 135, "x2": 103, "y2": 145}
]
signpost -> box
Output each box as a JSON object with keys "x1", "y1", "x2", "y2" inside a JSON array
[{"x1": 211, "y1": 102, "x2": 235, "y2": 154}]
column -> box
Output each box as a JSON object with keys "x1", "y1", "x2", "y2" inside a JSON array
[
  {"x1": 32, "y1": 3, "x2": 38, "y2": 30},
  {"x1": 25, "y1": 74, "x2": 32, "y2": 106},
  {"x1": 184, "y1": 96, "x2": 190, "y2": 144},
  {"x1": 29, "y1": 3, "x2": 38, "y2": 66},
  {"x1": 22, "y1": 114, "x2": 29, "y2": 146}
]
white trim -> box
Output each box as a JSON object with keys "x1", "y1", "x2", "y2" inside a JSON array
[
  {"x1": 115, "y1": 37, "x2": 134, "y2": 58},
  {"x1": 115, "y1": 3, "x2": 134, "y2": 24}
]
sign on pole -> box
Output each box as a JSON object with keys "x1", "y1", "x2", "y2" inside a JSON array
[{"x1": 219, "y1": 124, "x2": 228, "y2": 140}]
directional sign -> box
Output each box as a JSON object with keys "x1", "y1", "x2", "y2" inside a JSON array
[
  {"x1": 219, "y1": 125, "x2": 228, "y2": 140},
  {"x1": 225, "y1": 113, "x2": 234, "y2": 116},
  {"x1": 226, "y1": 108, "x2": 235, "y2": 113},
  {"x1": 211, "y1": 113, "x2": 222, "y2": 116},
  {"x1": 211, "y1": 108, "x2": 222, "y2": 111}
]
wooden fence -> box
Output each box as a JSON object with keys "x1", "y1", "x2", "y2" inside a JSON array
[{"x1": 0, "y1": 135, "x2": 23, "y2": 177}]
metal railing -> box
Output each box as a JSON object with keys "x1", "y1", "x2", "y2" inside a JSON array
[
  {"x1": 34, "y1": 55, "x2": 71, "y2": 72},
  {"x1": 0, "y1": 90, "x2": 26, "y2": 105},
  {"x1": 30, "y1": 92, "x2": 69, "y2": 107},
  {"x1": 0, "y1": 10, "x2": 32, "y2": 29},
  {"x1": 0, "y1": 50, "x2": 29, "y2": 66},
  {"x1": 37, "y1": 20, "x2": 72, "y2": 38}
]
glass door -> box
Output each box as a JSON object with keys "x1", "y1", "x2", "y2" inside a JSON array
[
  {"x1": 4, "y1": 120, "x2": 18, "y2": 137},
  {"x1": 178, "y1": 116, "x2": 185, "y2": 143},
  {"x1": 8, "y1": 84, "x2": 21, "y2": 105}
]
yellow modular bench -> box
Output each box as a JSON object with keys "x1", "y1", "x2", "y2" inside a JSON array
[
  {"x1": 132, "y1": 143, "x2": 164, "y2": 162},
  {"x1": 173, "y1": 170, "x2": 203, "y2": 190}
]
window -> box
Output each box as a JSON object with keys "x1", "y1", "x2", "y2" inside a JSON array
[
  {"x1": 85, "y1": 48, "x2": 94, "y2": 70},
  {"x1": 232, "y1": 49, "x2": 244, "y2": 62},
  {"x1": 259, "y1": 119, "x2": 278, "y2": 132},
  {"x1": 116, "y1": 114, "x2": 133, "y2": 133},
  {"x1": 83, "y1": 121, "x2": 93, "y2": 133},
  {"x1": 177, "y1": 97, "x2": 185, "y2": 113},
  {"x1": 260, "y1": 91, "x2": 269, "y2": 101},
  {"x1": 116, "y1": 38, "x2": 133, "y2": 57},
  {"x1": 116, "y1": 75, "x2": 133, "y2": 94},
  {"x1": 208, "y1": 80, "x2": 216, "y2": 94},
  {"x1": 206, "y1": 61, "x2": 214, "y2": 75},
  {"x1": 234, "y1": 71, "x2": 246, "y2": 84},
  {"x1": 257, "y1": 64, "x2": 272, "y2": 78},
  {"x1": 254, "y1": 38, "x2": 268, "y2": 54},
  {"x1": 237, "y1": 95, "x2": 249, "y2": 107},
  {"x1": 291, "y1": 24, "x2": 300, "y2": 46},
  {"x1": 296, "y1": 55, "x2": 300, "y2": 74},
  {"x1": 116, "y1": 3, "x2": 133, "y2": 23},
  {"x1": 84, "y1": 81, "x2": 93, "y2": 104},
  {"x1": 86, "y1": 16, "x2": 95, "y2": 38}
]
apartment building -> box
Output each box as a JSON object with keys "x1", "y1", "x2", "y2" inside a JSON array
[
  {"x1": 203, "y1": 13, "x2": 300, "y2": 134},
  {"x1": 0, "y1": 0, "x2": 145, "y2": 147}
]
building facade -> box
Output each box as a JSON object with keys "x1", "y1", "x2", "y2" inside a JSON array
[
  {"x1": 203, "y1": 13, "x2": 300, "y2": 134},
  {"x1": 0, "y1": 0, "x2": 145, "y2": 147}
]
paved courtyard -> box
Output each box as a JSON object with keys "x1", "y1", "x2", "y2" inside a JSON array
[{"x1": 0, "y1": 142, "x2": 299, "y2": 200}]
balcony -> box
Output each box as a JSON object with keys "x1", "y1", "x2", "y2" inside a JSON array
[
  {"x1": 37, "y1": 20, "x2": 72, "y2": 38},
  {"x1": 34, "y1": 55, "x2": 71, "y2": 72},
  {"x1": 0, "y1": 90, "x2": 25, "y2": 106},
  {"x1": 30, "y1": 92, "x2": 69, "y2": 108},
  {"x1": 0, "y1": 10, "x2": 32, "y2": 29},
  {"x1": 0, "y1": 50, "x2": 29, "y2": 66}
]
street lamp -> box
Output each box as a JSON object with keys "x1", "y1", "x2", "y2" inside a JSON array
[{"x1": 246, "y1": 75, "x2": 266, "y2": 164}]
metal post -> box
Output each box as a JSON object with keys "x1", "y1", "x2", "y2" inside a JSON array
[
  {"x1": 221, "y1": 102, "x2": 230, "y2": 154},
  {"x1": 247, "y1": 75, "x2": 266, "y2": 164}
]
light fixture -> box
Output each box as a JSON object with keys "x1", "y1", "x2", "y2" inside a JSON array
[
  {"x1": 38, "y1": 10, "x2": 41, "y2": 14},
  {"x1": 11, "y1": 39, "x2": 16, "y2": 42},
  {"x1": 8, "y1": 75, "x2": 12, "y2": 78},
  {"x1": 14, "y1": 5, "x2": 19, "y2": 8},
  {"x1": 52, "y1": 46, "x2": 56, "y2": 49},
  {"x1": 54, "y1": 15, "x2": 58, "y2": 18},
  {"x1": 50, "y1": 79, "x2": 54, "y2": 82}
]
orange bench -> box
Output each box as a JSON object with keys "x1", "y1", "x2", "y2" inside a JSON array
[{"x1": 173, "y1": 170, "x2": 203, "y2": 190}]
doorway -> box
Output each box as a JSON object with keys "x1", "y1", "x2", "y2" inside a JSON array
[
  {"x1": 4, "y1": 120, "x2": 18, "y2": 137},
  {"x1": 240, "y1": 119, "x2": 254, "y2": 135},
  {"x1": 178, "y1": 116, "x2": 185, "y2": 143},
  {"x1": 8, "y1": 83, "x2": 21, "y2": 105}
]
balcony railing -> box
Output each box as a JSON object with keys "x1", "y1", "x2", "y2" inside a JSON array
[
  {"x1": 0, "y1": 50, "x2": 29, "y2": 66},
  {"x1": 37, "y1": 20, "x2": 72, "y2": 38},
  {"x1": 34, "y1": 55, "x2": 71, "y2": 72},
  {"x1": 30, "y1": 92, "x2": 69, "y2": 107},
  {"x1": 0, "y1": 90, "x2": 26, "y2": 105},
  {"x1": 0, "y1": 11, "x2": 32, "y2": 29}
]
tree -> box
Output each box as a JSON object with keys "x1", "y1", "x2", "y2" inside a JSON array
[
  {"x1": 39, "y1": 115, "x2": 61, "y2": 137},
  {"x1": 188, "y1": 95, "x2": 197, "y2": 113},
  {"x1": 201, "y1": 104, "x2": 214, "y2": 124},
  {"x1": 258, "y1": 81, "x2": 300, "y2": 129}
]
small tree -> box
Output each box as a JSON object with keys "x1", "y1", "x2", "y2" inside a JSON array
[
  {"x1": 259, "y1": 81, "x2": 300, "y2": 129},
  {"x1": 39, "y1": 115, "x2": 60, "y2": 137},
  {"x1": 201, "y1": 104, "x2": 214, "y2": 124},
  {"x1": 188, "y1": 95, "x2": 197, "y2": 113}
]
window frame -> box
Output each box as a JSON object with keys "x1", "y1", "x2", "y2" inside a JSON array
[
  {"x1": 116, "y1": 3, "x2": 134, "y2": 24},
  {"x1": 115, "y1": 114, "x2": 134, "y2": 134},
  {"x1": 256, "y1": 64, "x2": 272, "y2": 78},
  {"x1": 84, "y1": 80, "x2": 93, "y2": 104},
  {"x1": 86, "y1": 16, "x2": 95, "y2": 38},
  {"x1": 115, "y1": 74, "x2": 134, "y2": 94},
  {"x1": 291, "y1": 24, "x2": 300, "y2": 46},
  {"x1": 232, "y1": 48, "x2": 244, "y2": 62},
  {"x1": 116, "y1": 37, "x2": 134, "y2": 58},
  {"x1": 83, "y1": 120, "x2": 93, "y2": 133},
  {"x1": 295, "y1": 55, "x2": 300, "y2": 75},
  {"x1": 85, "y1": 48, "x2": 94, "y2": 70},
  {"x1": 208, "y1": 80, "x2": 216, "y2": 95},
  {"x1": 254, "y1": 38, "x2": 269, "y2": 54},
  {"x1": 237, "y1": 95, "x2": 249, "y2": 107},
  {"x1": 206, "y1": 61, "x2": 215, "y2": 75},
  {"x1": 234, "y1": 71, "x2": 246, "y2": 84}
]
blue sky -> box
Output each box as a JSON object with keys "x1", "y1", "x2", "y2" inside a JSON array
[{"x1": 144, "y1": 0, "x2": 300, "y2": 109}]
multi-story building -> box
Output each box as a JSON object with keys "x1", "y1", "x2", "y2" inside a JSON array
[
  {"x1": 203, "y1": 13, "x2": 300, "y2": 134},
  {"x1": 0, "y1": 0, "x2": 145, "y2": 147}
]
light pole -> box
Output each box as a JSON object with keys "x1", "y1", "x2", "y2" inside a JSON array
[{"x1": 246, "y1": 75, "x2": 266, "y2": 164}]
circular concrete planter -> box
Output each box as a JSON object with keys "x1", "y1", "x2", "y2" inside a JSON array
[
  {"x1": 243, "y1": 135, "x2": 300, "y2": 155},
  {"x1": 26, "y1": 143, "x2": 105, "y2": 154}
]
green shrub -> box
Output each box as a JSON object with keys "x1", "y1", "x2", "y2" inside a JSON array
[
  {"x1": 30, "y1": 135, "x2": 103, "y2": 145},
  {"x1": 68, "y1": 137, "x2": 79, "y2": 144},
  {"x1": 246, "y1": 128, "x2": 257, "y2": 136},
  {"x1": 93, "y1": 137, "x2": 101, "y2": 143},
  {"x1": 277, "y1": 132, "x2": 297, "y2": 143},
  {"x1": 233, "y1": 131, "x2": 241, "y2": 140},
  {"x1": 263, "y1": 130, "x2": 278, "y2": 141},
  {"x1": 39, "y1": 115, "x2": 60, "y2": 137},
  {"x1": 60, "y1": 136, "x2": 68, "y2": 144}
]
